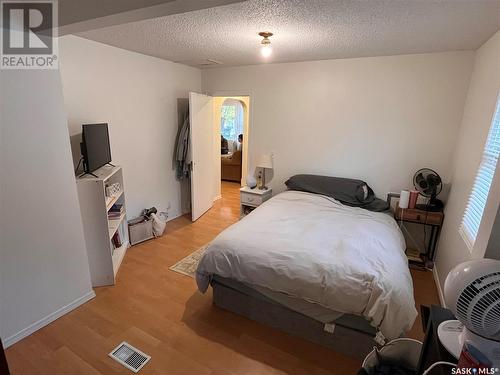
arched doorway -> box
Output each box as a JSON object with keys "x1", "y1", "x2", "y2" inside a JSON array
[
  {"x1": 220, "y1": 98, "x2": 244, "y2": 183},
  {"x1": 218, "y1": 96, "x2": 249, "y2": 194}
]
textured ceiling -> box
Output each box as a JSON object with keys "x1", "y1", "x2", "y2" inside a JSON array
[
  {"x1": 77, "y1": 0, "x2": 500, "y2": 68},
  {"x1": 58, "y1": 0, "x2": 245, "y2": 35},
  {"x1": 58, "y1": 0, "x2": 176, "y2": 27}
]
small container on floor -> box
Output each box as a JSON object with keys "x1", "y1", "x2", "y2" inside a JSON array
[
  {"x1": 128, "y1": 217, "x2": 154, "y2": 245},
  {"x1": 361, "y1": 338, "x2": 422, "y2": 375}
]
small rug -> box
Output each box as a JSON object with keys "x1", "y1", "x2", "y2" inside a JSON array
[{"x1": 169, "y1": 245, "x2": 208, "y2": 278}]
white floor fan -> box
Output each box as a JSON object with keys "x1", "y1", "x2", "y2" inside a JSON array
[{"x1": 438, "y1": 259, "x2": 500, "y2": 366}]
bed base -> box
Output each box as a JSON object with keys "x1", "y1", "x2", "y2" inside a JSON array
[{"x1": 212, "y1": 280, "x2": 376, "y2": 360}]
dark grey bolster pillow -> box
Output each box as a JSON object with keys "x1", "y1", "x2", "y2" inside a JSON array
[{"x1": 285, "y1": 174, "x2": 389, "y2": 212}]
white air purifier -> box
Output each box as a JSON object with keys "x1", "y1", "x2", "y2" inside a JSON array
[{"x1": 438, "y1": 259, "x2": 500, "y2": 365}]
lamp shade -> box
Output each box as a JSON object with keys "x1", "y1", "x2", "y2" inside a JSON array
[{"x1": 257, "y1": 154, "x2": 273, "y2": 169}]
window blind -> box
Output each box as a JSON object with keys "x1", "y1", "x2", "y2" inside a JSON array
[{"x1": 460, "y1": 95, "x2": 500, "y2": 250}]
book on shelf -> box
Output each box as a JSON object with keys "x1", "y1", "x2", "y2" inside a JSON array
[
  {"x1": 406, "y1": 248, "x2": 424, "y2": 263},
  {"x1": 108, "y1": 203, "x2": 124, "y2": 219},
  {"x1": 112, "y1": 231, "x2": 122, "y2": 248},
  {"x1": 109, "y1": 203, "x2": 123, "y2": 212}
]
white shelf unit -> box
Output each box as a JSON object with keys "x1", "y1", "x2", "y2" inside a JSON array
[{"x1": 76, "y1": 165, "x2": 129, "y2": 287}]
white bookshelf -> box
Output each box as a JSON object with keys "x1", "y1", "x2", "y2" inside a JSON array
[{"x1": 76, "y1": 165, "x2": 129, "y2": 287}]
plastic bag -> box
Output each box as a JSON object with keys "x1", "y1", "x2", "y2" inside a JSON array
[
  {"x1": 362, "y1": 338, "x2": 422, "y2": 375},
  {"x1": 150, "y1": 212, "x2": 166, "y2": 237}
]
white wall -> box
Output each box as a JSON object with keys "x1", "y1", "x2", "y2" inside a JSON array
[
  {"x1": 435, "y1": 30, "x2": 500, "y2": 291},
  {"x1": 202, "y1": 52, "x2": 474, "y2": 199},
  {"x1": 0, "y1": 69, "x2": 94, "y2": 347},
  {"x1": 59, "y1": 35, "x2": 201, "y2": 219},
  {"x1": 485, "y1": 206, "x2": 500, "y2": 260}
]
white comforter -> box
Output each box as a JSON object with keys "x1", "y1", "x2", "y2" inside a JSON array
[{"x1": 196, "y1": 191, "x2": 417, "y2": 340}]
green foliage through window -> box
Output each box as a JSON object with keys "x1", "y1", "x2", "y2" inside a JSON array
[{"x1": 221, "y1": 105, "x2": 237, "y2": 140}]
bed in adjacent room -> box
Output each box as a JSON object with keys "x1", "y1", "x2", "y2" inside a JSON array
[{"x1": 195, "y1": 176, "x2": 417, "y2": 359}]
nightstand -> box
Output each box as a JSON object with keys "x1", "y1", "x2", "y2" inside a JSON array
[
  {"x1": 394, "y1": 204, "x2": 444, "y2": 269},
  {"x1": 240, "y1": 186, "x2": 272, "y2": 217}
]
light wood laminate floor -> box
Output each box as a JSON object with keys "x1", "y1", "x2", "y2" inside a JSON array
[{"x1": 5, "y1": 181, "x2": 440, "y2": 374}]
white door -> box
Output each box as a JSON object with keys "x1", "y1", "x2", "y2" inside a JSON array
[{"x1": 189, "y1": 92, "x2": 215, "y2": 221}]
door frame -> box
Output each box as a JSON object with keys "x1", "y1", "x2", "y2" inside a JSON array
[{"x1": 211, "y1": 90, "x2": 253, "y2": 190}]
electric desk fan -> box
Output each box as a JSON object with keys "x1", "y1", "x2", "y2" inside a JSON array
[
  {"x1": 413, "y1": 168, "x2": 444, "y2": 211},
  {"x1": 438, "y1": 259, "x2": 500, "y2": 365}
]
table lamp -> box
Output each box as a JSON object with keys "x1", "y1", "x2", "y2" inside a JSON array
[{"x1": 257, "y1": 154, "x2": 273, "y2": 190}]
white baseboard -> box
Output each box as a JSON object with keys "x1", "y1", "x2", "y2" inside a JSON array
[
  {"x1": 166, "y1": 209, "x2": 184, "y2": 222},
  {"x1": 433, "y1": 266, "x2": 446, "y2": 307},
  {"x1": 3, "y1": 290, "x2": 96, "y2": 348},
  {"x1": 213, "y1": 195, "x2": 222, "y2": 202}
]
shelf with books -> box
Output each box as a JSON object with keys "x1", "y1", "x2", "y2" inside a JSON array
[
  {"x1": 108, "y1": 211, "x2": 126, "y2": 239},
  {"x1": 76, "y1": 165, "x2": 129, "y2": 287},
  {"x1": 406, "y1": 248, "x2": 426, "y2": 270},
  {"x1": 106, "y1": 190, "x2": 123, "y2": 211}
]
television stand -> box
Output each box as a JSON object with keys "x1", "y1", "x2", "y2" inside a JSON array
[
  {"x1": 79, "y1": 162, "x2": 116, "y2": 178},
  {"x1": 76, "y1": 164, "x2": 129, "y2": 286}
]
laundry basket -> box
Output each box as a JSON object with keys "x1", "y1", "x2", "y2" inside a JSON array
[
  {"x1": 361, "y1": 338, "x2": 422, "y2": 374},
  {"x1": 128, "y1": 217, "x2": 154, "y2": 245}
]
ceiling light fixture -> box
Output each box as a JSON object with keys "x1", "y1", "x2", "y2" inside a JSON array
[{"x1": 259, "y1": 31, "x2": 273, "y2": 58}]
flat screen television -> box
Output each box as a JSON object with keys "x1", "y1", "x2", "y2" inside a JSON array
[{"x1": 81, "y1": 123, "x2": 112, "y2": 174}]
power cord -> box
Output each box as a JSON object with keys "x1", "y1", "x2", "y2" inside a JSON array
[
  {"x1": 423, "y1": 197, "x2": 430, "y2": 254},
  {"x1": 422, "y1": 361, "x2": 456, "y2": 375},
  {"x1": 74, "y1": 156, "x2": 83, "y2": 174},
  {"x1": 399, "y1": 207, "x2": 422, "y2": 254}
]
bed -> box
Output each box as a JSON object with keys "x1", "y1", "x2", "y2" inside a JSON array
[{"x1": 196, "y1": 178, "x2": 417, "y2": 359}]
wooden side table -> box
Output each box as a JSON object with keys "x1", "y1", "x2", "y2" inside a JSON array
[
  {"x1": 394, "y1": 204, "x2": 444, "y2": 269},
  {"x1": 240, "y1": 186, "x2": 272, "y2": 217}
]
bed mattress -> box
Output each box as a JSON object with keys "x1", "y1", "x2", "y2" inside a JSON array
[
  {"x1": 212, "y1": 275, "x2": 376, "y2": 335},
  {"x1": 197, "y1": 190, "x2": 417, "y2": 340}
]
